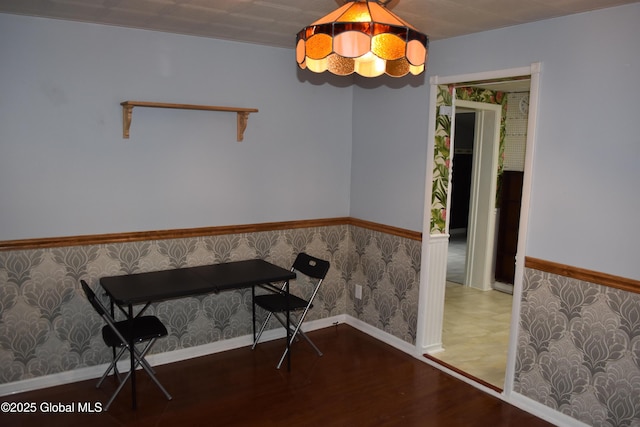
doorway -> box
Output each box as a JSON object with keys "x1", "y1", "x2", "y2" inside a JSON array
[
  {"x1": 447, "y1": 97, "x2": 528, "y2": 294},
  {"x1": 446, "y1": 111, "x2": 474, "y2": 285},
  {"x1": 441, "y1": 99, "x2": 511, "y2": 389},
  {"x1": 458, "y1": 100, "x2": 502, "y2": 293},
  {"x1": 416, "y1": 63, "x2": 541, "y2": 395},
  {"x1": 446, "y1": 101, "x2": 502, "y2": 292}
]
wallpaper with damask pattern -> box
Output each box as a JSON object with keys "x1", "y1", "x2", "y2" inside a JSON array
[
  {"x1": 2, "y1": 225, "x2": 639, "y2": 426},
  {"x1": 516, "y1": 268, "x2": 640, "y2": 426},
  {"x1": 0, "y1": 224, "x2": 420, "y2": 385},
  {"x1": 347, "y1": 227, "x2": 421, "y2": 343}
]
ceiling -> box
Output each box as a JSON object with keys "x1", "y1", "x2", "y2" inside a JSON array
[
  {"x1": 2, "y1": 0, "x2": 633, "y2": 92},
  {"x1": 1, "y1": 0, "x2": 635, "y2": 49}
]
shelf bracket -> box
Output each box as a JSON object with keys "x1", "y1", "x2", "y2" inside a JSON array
[
  {"x1": 120, "y1": 101, "x2": 258, "y2": 142},
  {"x1": 122, "y1": 103, "x2": 134, "y2": 139},
  {"x1": 237, "y1": 111, "x2": 251, "y2": 142}
]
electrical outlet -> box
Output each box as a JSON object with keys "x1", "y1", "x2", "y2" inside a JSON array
[{"x1": 355, "y1": 284, "x2": 362, "y2": 300}]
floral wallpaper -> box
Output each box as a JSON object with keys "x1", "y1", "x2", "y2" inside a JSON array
[
  {"x1": 0, "y1": 224, "x2": 420, "y2": 385},
  {"x1": 430, "y1": 84, "x2": 453, "y2": 233},
  {"x1": 516, "y1": 268, "x2": 640, "y2": 426},
  {"x1": 455, "y1": 86, "x2": 507, "y2": 184},
  {"x1": 430, "y1": 85, "x2": 507, "y2": 234}
]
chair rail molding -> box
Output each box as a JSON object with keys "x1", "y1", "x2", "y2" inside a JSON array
[
  {"x1": 0, "y1": 217, "x2": 421, "y2": 251},
  {"x1": 525, "y1": 257, "x2": 639, "y2": 294}
]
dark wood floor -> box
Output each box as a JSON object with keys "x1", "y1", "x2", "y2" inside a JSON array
[{"x1": 1, "y1": 325, "x2": 552, "y2": 427}]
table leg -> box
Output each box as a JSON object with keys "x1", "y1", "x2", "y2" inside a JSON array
[{"x1": 129, "y1": 304, "x2": 137, "y2": 409}]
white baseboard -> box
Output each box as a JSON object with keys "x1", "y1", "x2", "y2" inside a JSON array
[
  {"x1": 509, "y1": 392, "x2": 590, "y2": 427},
  {"x1": 422, "y1": 343, "x2": 445, "y2": 354},
  {"x1": 493, "y1": 281, "x2": 514, "y2": 295},
  {"x1": 0, "y1": 315, "x2": 344, "y2": 397},
  {"x1": 340, "y1": 317, "x2": 586, "y2": 427},
  {"x1": 0, "y1": 364, "x2": 109, "y2": 398},
  {"x1": 343, "y1": 316, "x2": 417, "y2": 356},
  {"x1": 0, "y1": 316, "x2": 583, "y2": 427}
]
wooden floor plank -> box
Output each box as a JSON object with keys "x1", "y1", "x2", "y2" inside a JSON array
[{"x1": 0, "y1": 325, "x2": 552, "y2": 426}]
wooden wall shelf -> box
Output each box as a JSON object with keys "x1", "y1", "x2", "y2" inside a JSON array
[{"x1": 121, "y1": 101, "x2": 258, "y2": 142}]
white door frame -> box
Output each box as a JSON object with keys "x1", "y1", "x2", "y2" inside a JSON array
[
  {"x1": 456, "y1": 100, "x2": 502, "y2": 292},
  {"x1": 416, "y1": 63, "x2": 541, "y2": 398}
]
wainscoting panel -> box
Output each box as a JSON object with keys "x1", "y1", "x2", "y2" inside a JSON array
[{"x1": 420, "y1": 233, "x2": 449, "y2": 353}]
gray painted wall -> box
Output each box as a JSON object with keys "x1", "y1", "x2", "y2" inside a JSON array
[
  {"x1": 351, "y1": 3, "x2": 640, "y2": 280},
  {"x1": 3, "y1": 5, "x2": 639, "y2": 280},
  {"x1": 0, "y1": 14, "x2": 353, "y2": 241}
]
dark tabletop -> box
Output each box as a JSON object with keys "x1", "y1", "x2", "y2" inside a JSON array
[{"x1": 100, "y1": 259, "x2": 295, "y2": 305}]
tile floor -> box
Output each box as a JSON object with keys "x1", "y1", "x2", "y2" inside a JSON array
[
  {"x1": 438, "y1": 232, "x2": 513, "y2": 389},
  {"x1": 434, "y1": 282, "x2": 513, "y2": 389}
]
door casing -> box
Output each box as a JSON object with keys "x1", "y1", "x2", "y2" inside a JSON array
[
  {"x1": 454, "y1": 100, "x2": 502, "y2": 292},
  {"x1": 416, "y1": 63, "x2": 541, "y2": 398}
]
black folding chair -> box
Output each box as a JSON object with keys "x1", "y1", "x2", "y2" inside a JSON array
[
  {"x1": 80, "y1": 280, "x2": 172, "y2": 410},
  {"x1": 251, "y1": 253, "x2": 330, "y2": 369}
]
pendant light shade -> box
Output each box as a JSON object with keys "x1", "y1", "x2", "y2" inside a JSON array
[{"x1": 296, "y1": 0, "x2": 428, "y2": 78}]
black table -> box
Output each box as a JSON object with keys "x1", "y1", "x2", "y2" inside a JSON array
[{"x1": 100, "y1": 259, "x2": 296, "y2": 409}]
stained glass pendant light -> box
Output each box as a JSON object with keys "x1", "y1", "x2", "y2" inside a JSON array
[{"x1": 296, "y1": 0, "x2": 428, "y2": 78}]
